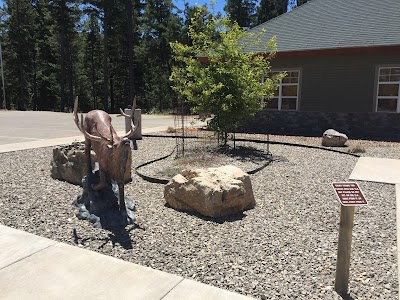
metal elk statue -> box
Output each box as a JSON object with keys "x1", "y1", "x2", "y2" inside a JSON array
[{"x1": 73, "y1": 96, "x2": 138, "y2": 211}]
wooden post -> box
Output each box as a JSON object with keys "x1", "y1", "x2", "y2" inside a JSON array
[{"x1": 335, "y1": 205, "x2": 355, "y2": 295}]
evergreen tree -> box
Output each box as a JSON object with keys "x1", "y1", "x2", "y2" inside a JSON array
[
  {"x1": 137, "y1": 0, "x2": 182, "y2": 112},
  {"x1": 82, "y1": 0, "x2": 139, "y2": 112},
  {"x1": 32, "y1": 0, "x2": 59, "y2": 110},
  {"x1": 0, "y1": 0, "x2": 189, "y2": 113},
  {"x1": 3, "y1": 0, "x2": 36, "y2": 110},
  {"x1": 182, "y1": 4, "x2": 214, "y2": 46},
  {"x1": 224, "y1": 0, "x2": 256, "y2": 29},
  {"x1": 297, "y1": 0, "x2": 308, "y2": 6},
  {"x1": 82, "y1": 11, "x2": 103, "y2": 110},
  {"x1": 256, "y1": 0, "x2": 288, "y2": 25},
  {"x1": 49, "y1": 0, "x2": 81, "y2": 112}
]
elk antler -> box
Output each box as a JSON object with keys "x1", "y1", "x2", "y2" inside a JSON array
[
  {"x1": 117, "y1": 96, "x2": 139, "y2": 139},
  {"x1": 93, "y1": 123, "x2": 114, "y2": 144},
  {"x1": 73, "y1": 96, "x2": 104, "y2": 142}
]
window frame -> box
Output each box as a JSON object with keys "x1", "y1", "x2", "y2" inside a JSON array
[
  {"x1": 264, "y1": 69, "x2": 301, "y2": 111},
  {"x1": 375, "y1": 65, "x2": 400, "y2": 113}
]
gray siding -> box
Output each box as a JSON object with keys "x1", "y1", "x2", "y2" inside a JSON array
[{"x1": 271, "y1": 51, "x2": 400, "y2": 112}]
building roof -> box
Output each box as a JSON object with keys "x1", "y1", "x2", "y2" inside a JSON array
[{"x1": 245, "y1": 0, "x2": 400, "y2": 53}]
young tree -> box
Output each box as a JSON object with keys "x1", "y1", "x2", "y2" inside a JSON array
[{"x1": 170, "y1": 14, "x2": 284, "y2": 145}]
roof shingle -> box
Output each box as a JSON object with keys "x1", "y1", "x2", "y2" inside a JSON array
[{"x1": 245, "y1": 0, "x2": 400, "y2": 53}]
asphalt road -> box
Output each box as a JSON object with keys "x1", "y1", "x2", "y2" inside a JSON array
[{"x1": 0, "y1": 111, "x2": 175, "y2": 145}]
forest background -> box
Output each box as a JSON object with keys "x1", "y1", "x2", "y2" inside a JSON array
[{"x1": 0, "y1": 0, "x2": 307, "y2": 113}]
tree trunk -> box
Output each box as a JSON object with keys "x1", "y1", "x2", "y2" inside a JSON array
[
  {"x1": 126, "y1": 0, "x2": 135, "y2": 105},
  {"x1": 60, "y1": 32, "x2": 66, "y2": 112},
  {"x1": 91, "y1": 43, "x2": 96, "y2": 109},
  {"x1": 110, "y1": 72, "x2": 114, "y2": 112},
  {"x1": 68, "y1": 45, "x2": 74, "y2": 111},
  {"x1": 16, "y1": 0, "x2": 22, "y2": 109},
  {"x1": 59, "y1": 2, "x2": 67, "y2": 112},
  {"x1": 103, "y1": 1, "x2": 110, "y2": 111}
]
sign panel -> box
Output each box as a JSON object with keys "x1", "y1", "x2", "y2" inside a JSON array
[{"x1": 332, "y1": 182, "x2": 367, "y2": 206}]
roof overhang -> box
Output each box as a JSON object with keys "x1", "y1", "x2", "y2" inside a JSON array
[
  {"x1": 197, "y1": 45, "x2": 400, "y2": 63},
  {"x1": 274, "y1": 45, "x2": 400, "y2": 58}
]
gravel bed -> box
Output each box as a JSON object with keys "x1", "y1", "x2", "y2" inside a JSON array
[{"x1": 0, "y1": 135, "x2": 398, "y2": 299}]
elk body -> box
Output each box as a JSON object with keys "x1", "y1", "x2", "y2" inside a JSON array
[{"x1": 73, "y1": 97, "x2": 137, "y2": 211}]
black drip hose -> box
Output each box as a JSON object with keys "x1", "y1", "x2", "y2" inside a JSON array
[{"x1": 135, "y1": 135, "x2": 360, "y2": 184}]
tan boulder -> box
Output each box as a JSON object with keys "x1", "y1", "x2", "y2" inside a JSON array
[
  {"x1": 164, "y1": 165, "x2": 255, "y2": 218},
  {"x1": 51, "y1": 142, "x2": 131, "y2": 185}
]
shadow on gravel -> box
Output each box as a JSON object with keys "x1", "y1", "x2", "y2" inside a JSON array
[
  {"x1": 338, "y1": 292, "x2": 356, "y2": 300},
  {"x1": 72, "y1": 225, "x2": 143, "y2": 250},
  {"x1": 164, "y1": 204, "x2": 247, "y2": 223},
  {"x1": 219, "y1": 145, "x2": 271, "y2": 162}
]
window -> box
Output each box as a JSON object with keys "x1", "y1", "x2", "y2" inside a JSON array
[
  {"x1": 376, "y1": 67, "x2": 400, "y2": 112},
  {"x1": 264, "y1": 70, "x2": 300, "y2": 110}
]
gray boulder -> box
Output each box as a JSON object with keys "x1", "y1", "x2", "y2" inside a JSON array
[
  {"x1": 164, "y1": 165, "x2": 255, "y2": 218},
  {"x1": 322, "y1": 129, "x2": 348, "y2": 147}
]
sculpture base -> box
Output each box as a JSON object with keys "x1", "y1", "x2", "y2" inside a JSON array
[{"x1": 72, "y1": 171, "x2": 135, "y2": 229}]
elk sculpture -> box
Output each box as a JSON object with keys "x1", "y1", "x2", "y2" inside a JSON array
[{"x1": 73, "y1": 96, "x2": 137, "y2": 211}]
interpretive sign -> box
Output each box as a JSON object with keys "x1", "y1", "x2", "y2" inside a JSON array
[
  {"x1": 332, "y1": 182, "x2": 368, "y2": 294},
  {"x1": 332, "y1": 182, "x2": 367, "y2": 206}
]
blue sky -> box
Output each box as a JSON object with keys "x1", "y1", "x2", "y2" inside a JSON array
[{"x1": 174, "y1": 0, "x2": 226, "y2": 16}]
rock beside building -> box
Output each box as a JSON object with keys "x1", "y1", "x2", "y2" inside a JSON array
[{"x1": 322, "y1": 129, "x2": 348, "y2": 147}]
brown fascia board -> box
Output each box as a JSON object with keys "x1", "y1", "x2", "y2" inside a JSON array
[
  {"x1": 275, "y1": 45, "x2": 400, "y2": 58},
  {"x1": 197, "y1": 45, "x2": 400, "y2": 62}
]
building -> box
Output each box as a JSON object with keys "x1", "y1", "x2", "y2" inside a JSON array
[{"x1": 241, "y1": 0, "x2": 400, "y2": 140}]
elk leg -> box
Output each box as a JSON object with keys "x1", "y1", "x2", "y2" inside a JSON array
[
  {"x1": 118, "y1": 183, "x2": 126, "y2": 211},
  {"x1": 84, "y1": 139, "x2": 92, "y2": 175},
  {"x1": 91, "y1": 168, "x2": 108, "y2": 191}
]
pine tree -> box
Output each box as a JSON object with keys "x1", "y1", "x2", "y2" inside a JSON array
[
  {"x1": 32, "y1": 0, "x2": 59, "y2": 110},
  {"x1": 182, "y1": 4, "x2": 214, "y2": 46},
  {"x1": 137, "y1": 0, "x2": 182, "y2": 112},
  {"x1": 224, "y1": 0, "x2": 256, "y2": 29},
  {"x1": 3, "y1": 0, "x2": 36, "y2": 110},
  {"x1": 49, "y1": 0, "x2": 81, "y2": 112},
  {"x1": 256, "y1": 0, "x2": 288, "y2": 25},
  {"x1": 296, "y1": 0, "x2": 308, "y2": 6},
  {"x1": 82, "y1": 11, "x2": 103, "y2": 110}
]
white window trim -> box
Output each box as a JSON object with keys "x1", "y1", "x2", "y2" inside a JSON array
[
  {"x1": 375, "y1": 66, "x2": 400, "y2": 113},
  {"x1": 264, "y1": 69, "x2": 301, "y2": 111}
]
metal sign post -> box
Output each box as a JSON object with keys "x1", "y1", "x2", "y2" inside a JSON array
[{"x1": 332, "y1": 182, "x2": 367, "y2": 295}]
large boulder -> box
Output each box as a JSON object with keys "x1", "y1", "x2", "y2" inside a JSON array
[
  {"x1": 322, "y1": 129, "x2": 348, "y2": 147},
  {"x1": 164, "y1": 165, "x2": 255, "y2": 218},
  {"x1": 51, "y1": 142, "x2": 131, "y2": 185}
]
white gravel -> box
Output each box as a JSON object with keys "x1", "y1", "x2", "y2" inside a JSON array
[{"x1": 0, "y1": 135, "x2": 398, "y2": 299}]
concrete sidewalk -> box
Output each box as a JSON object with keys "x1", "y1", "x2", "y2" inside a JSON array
[
  {"x1": 349, "y1": 157, "x2": 400, "y2": 299},
  {"x1": 0, "y1": 225, "x2": 252, "y2": 299}
]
